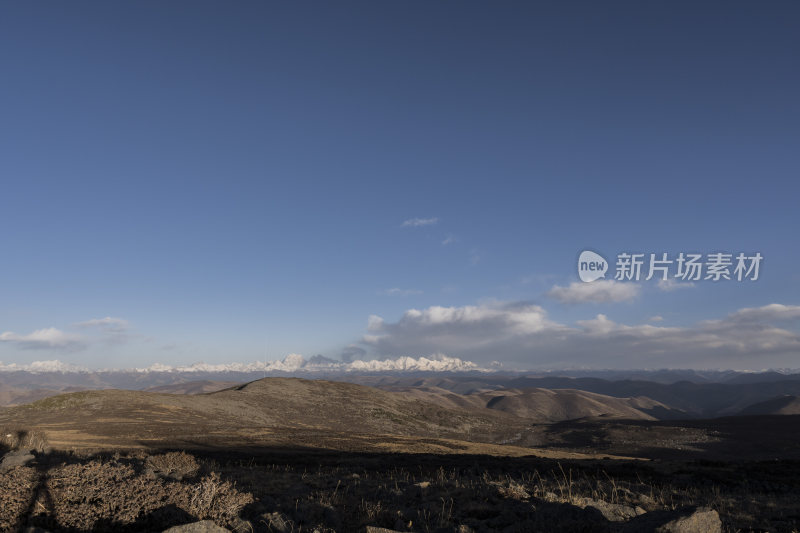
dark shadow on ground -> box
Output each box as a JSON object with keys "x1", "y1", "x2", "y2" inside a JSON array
[
  {"x1": 3, "y1": 441, "x2": 800, "y2": 532},
  {"x1": 542, "y1": 414, "x2": 800, "y2": 461}
]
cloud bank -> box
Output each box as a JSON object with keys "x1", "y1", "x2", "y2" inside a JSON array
[
  {"x1": 0, "y1": 328, "x2": 85, "y2": 351},
  {"x1": 361, "y1": 302, "x2": 800, "y2": 369},
  {"x1": 0, "y1": 317, "x2": 134, "y2": 352}
]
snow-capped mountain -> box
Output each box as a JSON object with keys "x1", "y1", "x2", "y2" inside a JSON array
[
  {"x1": 0, "y1": 353, "x2": 488, "y2": 374},
  {"x1": 132, "y1": 353, "x2": 486, "y2": 373}
]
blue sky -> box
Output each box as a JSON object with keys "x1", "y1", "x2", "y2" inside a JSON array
[{"x1": 1, "y1": 2, "x2": 799, "y2": 369}]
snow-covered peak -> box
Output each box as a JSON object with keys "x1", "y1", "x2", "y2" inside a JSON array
[
  {"x1": 347, "y1": 354, "x2": 480, "y2": 372},
  {"x1": 0, "y1": 354, "x2": 488, "y2": 374}
]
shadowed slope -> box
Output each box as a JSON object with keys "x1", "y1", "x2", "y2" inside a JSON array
[
  {"x1": 738, "y1": 395, "x2": 800, "y2": 415},
  {"x1": 378, "y1": 385, "x2": 670, "y2": 422}
]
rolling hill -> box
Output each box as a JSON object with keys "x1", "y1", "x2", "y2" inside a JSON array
[
  {"x1": 0, "y1": 377, "x2": 663, "y2": 458},
  {"x1": 382, "y1": 385, "x2": 673, "y2": 422}
]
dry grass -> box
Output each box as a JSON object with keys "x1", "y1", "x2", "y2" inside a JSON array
[
  {"x1": 188, "y1": 472, "x2": 254, "y2": 522},
  {"x1": 146, "y1": 451, "x2": 200, "y2": 480},
  {"x1": 0, "y1": 451, "x2": 253, "y2": 532},
  {"x1": 0, "y1": 436, "x2": 798, "y2": 531},
  {"x1": 0, "y1": 427, "x2": 49, "y2": 452}
]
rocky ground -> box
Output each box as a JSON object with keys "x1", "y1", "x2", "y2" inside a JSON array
[{"x1": 1, "y1": 441, "x2": 799, "y2": 532}]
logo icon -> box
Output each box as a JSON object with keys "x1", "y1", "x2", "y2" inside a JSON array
[{"x1": 578, "y1": 250, "x2": 608, "y2": 282}]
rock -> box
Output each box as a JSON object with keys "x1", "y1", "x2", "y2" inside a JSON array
[
  {"x1": 526, "y1": 499, "x2": 610, "y2": 532},
  {"x1": 0, "y1": 450, "x2": 35, "y2": 472},
  {"x1": 636, "y1": 493, "x2": 656, "y2": 507},
  {"x1": 623, "y1": 506, "x2": 721, "y2": 533},
  {"x1": 576, "y1": 497, "x2": 645, "y2": 522},
  {"x1": 655, "y1": 507, "x2": 722, "y2": 533},
  {"x1": 162, "y1": 521, "x2": 231, "y2": 533},
  {"x1": 22, "y1": 528, "x2": 52, "y2": 533},
  {"x1": 365, "y1": 527, "x2": 403, "y2": 533}
]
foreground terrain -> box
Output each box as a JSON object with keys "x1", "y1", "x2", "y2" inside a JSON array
[
  {"x1": 0, "y1": 377, "x2": 799, "y2": 531},
  {"x1": 1, "y1": 443, "x2": 798, "y2": 532}
]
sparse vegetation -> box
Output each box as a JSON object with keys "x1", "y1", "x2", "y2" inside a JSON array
[
  {"x1": 2, "y1": 450, "x2": 252, "y2": 532},
  {"x1": 0, "y1": 427, "x2": 49, "y2": 453},
  {"x1": 24, "y1": 391, "x2": 97, "y2": 411},
  {"x1": 1, "y1": 446, "x2": 798, "y2": 532},
  {"x1": 146, "y1": 451, "x2": 201, "y2": 480}
]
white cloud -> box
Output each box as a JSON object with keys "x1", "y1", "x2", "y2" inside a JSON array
[
  {"x1": 4, "y1": 304, "x2": 800, "y2": 372},
  {"x1": 0, "y1": 317, "x2": 136, "y2": 352},
  {"x1": 75, "y1": 317, "x2": 130, "y2": 332},
  {"x1": 357, "y1": 301, "x2": 800, "y2": 369},
  {"x1": 727, "y1": 303, "x2": 800, "y2": 322},
  {"x1": 657, "y1": 278, "x2": 695, "y2": 291},
  {"x1": 75, "y1": 316, "x2": 136, "y2": 346},
  {"x1": 0, "y1": 359, "x2": 88, "y2": 372},
  {"x1": 576, "y1": 314, "x2": 682, "y2": 338},
  {"x1": 649, "y1": 315, "x2": 665, "y2": 322},
  {"x1": 0, "y1": 328, "x2": 85, "y2": 351},
  {"x1": 367, "y1": 314, "x2": 385, "y2": 332},
  {"x1": 401, "y1": 217, "x2": 438, "y2": 227},
  {"x1": 392, "y1": 303, "x2": 560, "y2": 333},
  {"x1": 362, "y1": 302, "x2": 568, "y2": 362},
  {"x1": 380, "y1": 288, "x2": 423, "y2": 296},
  {"x1": 546, "y1": 280, "x2": 640, "y2": 303},
  {"x1": 441, "y1": 235, "x2": 456, "y2": 245}
]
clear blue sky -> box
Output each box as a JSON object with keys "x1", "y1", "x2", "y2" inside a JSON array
[{"x1": 1, "y1": 2, "x2": 799, "y2": 369}]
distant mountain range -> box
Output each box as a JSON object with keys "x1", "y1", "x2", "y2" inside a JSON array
[
  {"x1": 353, "y1": 374, "x2": 800, "y2": 418},
  {"x1": 0, "y1": 353, "x2": 485, "y2": 374},
  {"x1": 2, "y1": 354, "x2": 799, "y2": 381},
  {"x1": 4, "y1": 355, "x2": 800, "y2": 420}
]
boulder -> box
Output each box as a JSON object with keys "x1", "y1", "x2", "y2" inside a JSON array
[
  {"x1": 623, "y1": 506, "x2": 722, "y2": 533},
  {"x1": 0, "y1": 450, "x2": 35, "y2": 472},
  {"x1": 576, "y1": 497, "x2": 645, "y2": 521}
]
